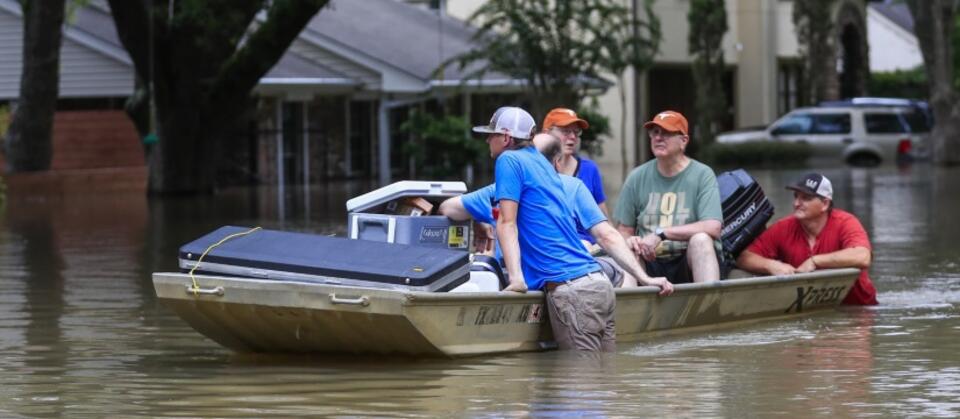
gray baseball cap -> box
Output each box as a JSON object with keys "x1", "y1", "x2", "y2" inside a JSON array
[{"x1": 472, "y1": 106, "x2": 536, "y2": 140}]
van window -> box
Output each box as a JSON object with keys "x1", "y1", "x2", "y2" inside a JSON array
[
  {"x1": 865, "y1": 113, "x2": 908, "y2": 134},
  {"x1": 902, "y1": 111, "x2": 932, "y2": 133},
  {"x1": 810, "y1": 113, "x2": 851, "y2": 134},
  {"x1": 771, "y1": 113, "x2": 813, "y2": 135},
  {"x1": 772, "y1": 112, "x2": 851, "y2": 135}
]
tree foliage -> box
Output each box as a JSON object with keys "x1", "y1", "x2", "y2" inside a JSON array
[
  {"x1": 869, "y1": 67, "x2": 928, "y2": 99},
  {"x1": 0, "y1": 105, "x2": 10, "y2": 139},
  {"x1": 906, "y1": 0, "x2": 960, "y2": 164},
  {"x1": 106, "y1": 0, "x2": 329, "y2": 194},
  {"x1": 592, "y1": 0, "x2": 659, "y2": 178},
  {"x1": 3, "y1": 0, "x2": 66, "y2": 173},
  {"x1": 793, "y1": 0, "x2": 836, "y2": 105},
  {"x1": 688, "y1": 0, "x2": 728, "y2": 148},
  {"x1": 445, "y1": 0, "x2": 660, "y2": 119},
  {"x1": 399, "y1": 111, "x2": 486, "y2": 180},
  {"x1": 575, "y1": 103, "x2": 611, "y2": 157},
  {"x1": 871, "y1": 14, "x2": 960, "y2": 98},
  {"x1": 444, "y1": 0, "x2": 660, "y2": 178}
]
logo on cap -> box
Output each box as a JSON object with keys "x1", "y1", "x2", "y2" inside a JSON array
[
  {"x1": 658, "y1": 113, "x2": 671, "y2": 120},
  {"x1": 787, "y1": 172, "x2": 833, "y2": 200}
]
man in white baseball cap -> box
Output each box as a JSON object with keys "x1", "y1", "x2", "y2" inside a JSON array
[
  {"x1": 736, "y1": 172, "x2": 878, "y2": 305},
  {"x1": 472, "y1": 106, "x2": 624, "y2": 351},
  {"x1": 472, "y1": 106, "x2": 536, "y2": 157}
]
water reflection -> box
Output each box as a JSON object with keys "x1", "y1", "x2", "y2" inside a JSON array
[
  {"x1": 0, "y1": 164, "x2": 957, "y2": 416},
  {"x1": 3, "y1": 198, "x2": 67, "y2": 417}
]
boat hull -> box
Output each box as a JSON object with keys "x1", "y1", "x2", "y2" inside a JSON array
[{"x1": 153, "y1": 268, "x2": 860, "y2": 357}]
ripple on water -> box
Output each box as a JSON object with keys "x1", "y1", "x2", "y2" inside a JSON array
[
  {"x1": 622, "y1": 323, "x2": 818, "y2": 357},
  {"x1": 878, "y1": 275, "x2": 960, "y2": 308}
]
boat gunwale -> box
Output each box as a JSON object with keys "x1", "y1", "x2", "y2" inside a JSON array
[
  {"x1": 154, "y1": 268, "x2": 860, "y2": 305},
  {"x1": 402, "y1": 268, "x2": 861, "y2": 302}
]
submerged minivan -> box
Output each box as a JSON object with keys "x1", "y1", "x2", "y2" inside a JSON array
[{"x1": 717, "y1": 105, "x2": 930, "y2": 166}]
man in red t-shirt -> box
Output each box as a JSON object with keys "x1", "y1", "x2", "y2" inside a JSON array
[{"x1": 736, "y1": 173, "x2": 878, "y2": 305}]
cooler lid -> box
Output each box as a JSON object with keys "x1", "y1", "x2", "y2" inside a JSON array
[{"x1": 346, "y1": 180, "x2": 467, "y2": 213}]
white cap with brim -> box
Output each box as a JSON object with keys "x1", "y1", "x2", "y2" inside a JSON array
[{"x1": 472, "y1": 106, "x2": 536, "y2": 140}]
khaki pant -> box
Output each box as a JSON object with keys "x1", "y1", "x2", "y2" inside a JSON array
[{"x1": 545, "y1": 271, "x2": 616, "y2": 352}]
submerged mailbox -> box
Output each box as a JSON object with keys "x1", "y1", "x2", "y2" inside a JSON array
[{"x1": 346, "y1": 181, "x2": 470, "y2": 250}]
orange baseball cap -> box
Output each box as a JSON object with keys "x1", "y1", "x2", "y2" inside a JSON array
[
  {"x1": 643, "y1": 110, "x2": 688, "y2": 135},
  {"x1": 542, "y1": 108, "x2": 589, "y2": 131}
]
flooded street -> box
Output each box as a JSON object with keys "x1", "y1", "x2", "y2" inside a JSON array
[{"x1": 1, "y1": 164, "x2": 958, "y2": 417}]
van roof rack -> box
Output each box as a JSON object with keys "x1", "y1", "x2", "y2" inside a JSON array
[{"x1": 819, "y1": 97, "x2": 928, "y2": 108}]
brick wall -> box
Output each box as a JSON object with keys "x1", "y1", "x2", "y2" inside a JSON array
[
  {"x1": 51, "y1": 110, "x2": 145, "y2": 169},
  {"x1": 0, "y1": 110, "x2": 145, "y2": 172}
]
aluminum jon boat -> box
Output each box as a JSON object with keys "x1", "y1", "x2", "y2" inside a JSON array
[{"x1": 152, "y1": 268, "x2": 860, "y2": 357}]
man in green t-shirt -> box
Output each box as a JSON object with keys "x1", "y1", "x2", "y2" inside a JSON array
[{"x1": 613, "y1": 110, "x2": 723, "y2": 283}]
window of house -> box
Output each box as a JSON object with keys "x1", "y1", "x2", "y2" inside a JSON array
[{"x1": 778, "y1": 62, "x2": 803, "y2": 115}]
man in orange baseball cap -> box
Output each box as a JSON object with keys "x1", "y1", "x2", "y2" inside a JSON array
[
  {"x1": 642, "y1": 110, "x2": 688, "y2": 135},
  {"x1": 612, "y1": 110, "x2": 724, "y2": 285},
  {"x1": 541, "y1": 108, "x2": 610, "y2": 239}
]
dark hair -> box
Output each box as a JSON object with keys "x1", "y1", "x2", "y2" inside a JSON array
[
  {"x1": 509, "y1": 137, "x2": 531, "y2": 150},
  {"x1": 508, "y1": 126, "x2": 536, "y2": 150}
]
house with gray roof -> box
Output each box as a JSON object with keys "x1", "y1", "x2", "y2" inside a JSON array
[
  {"x1": 1, "y1": 0, "x2": 530, "y2": 186},
  {"x1": 0, "y1": 0, "x2": 133, "y2": 100},
  {"x1": 867, "y1": 1, "x2": 922, "y2": 72}
]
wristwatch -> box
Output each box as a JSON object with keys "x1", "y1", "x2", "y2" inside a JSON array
[{"x1": 654, "y1": 227, "x2": 667, "y2": 241}]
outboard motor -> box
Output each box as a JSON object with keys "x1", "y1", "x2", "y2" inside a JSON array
[{"x1": 717, "y1": 169, "x2": 775, "y2": 277}]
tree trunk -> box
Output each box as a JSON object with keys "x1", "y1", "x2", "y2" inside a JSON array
[
  {"x1": 107, "y1": 0, "x2": 329, "y2": 194},
  {"x1": 906, "y1": 0, "x2": 960, "y2": 165},
  {"x1": 688, "y1": 0, "x2": 728, "y2": 157},
  {"x1": 793, "y1": 0, "x2": 837, "y2": 105},
  {"x1": 148, "y1": 106, "x2": 218, "y2": 193},
  {"x1": 618, "y1": 73, "x2": 630, "y2": 180},
  {"x1": 4, "y1": 0, "x2": 66, "y2": 173}
]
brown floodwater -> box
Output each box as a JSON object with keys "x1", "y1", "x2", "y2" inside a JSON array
[{"x1": 0, "y1": 164, "x2": 958, "y2": 417}]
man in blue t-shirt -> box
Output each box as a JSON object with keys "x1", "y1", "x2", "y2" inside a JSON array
[
  {"x1": 447, "y1": 107, "x2": 672, "y2": 351},
  {"x1": 476, "y1": 106, "x2": 609, "y2": 351},
  {"x1": 440, "y1": 135, "x2": 673, "y2": 294}
]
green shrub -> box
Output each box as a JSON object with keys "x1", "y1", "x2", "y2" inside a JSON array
[
  {"x1": 868, "y1": 67, "x2": 929, "y2": 99},
  {"x1": 399, "y1": 111, "x2": 487, "y2": 179},
  {"x1": 574, "y1": 105, "x2": 611, "y2": 157},
  {"x1": 0, "y1": 104, "x2": 9, "y2": 139},
  {"x1": 700, "y1": 141, "x2": 812, "y2": 169}
]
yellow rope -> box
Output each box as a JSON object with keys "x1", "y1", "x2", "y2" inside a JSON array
[{"x1": 188, "y1": 226, "x2": 262, "y2": 295}]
